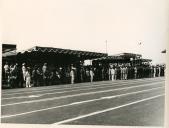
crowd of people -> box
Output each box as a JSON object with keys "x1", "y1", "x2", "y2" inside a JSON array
[
  {"x1": 2, "y1": 62, "x2": 165, "y2": 88},
  {"x1": 108, "y1": 64, "x2": 165, "y2": 81}
]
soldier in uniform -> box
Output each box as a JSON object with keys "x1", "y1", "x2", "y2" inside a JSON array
[
  {"x1": 124, "y1": 66, "x2": 128, "y2": 80},
  {"x1": 120, "y1": 65, "x2": 123, "y2": 80},
  {"x1": 158, "y1": 66, "x2": 161, "y2": 77},
  {"x1": 70, "y1": 65, "x2": 75, "y2": 84},
  {"x1": 110, "y1": 65, "x2": 115, "y2": 81},
  {"x1": 114, "y1": 66, "x2": 117, "y2": 80},
  {"x1": 89, "y1": 66, "x2": 94, "y2": 82},
  {"x1": 153, "y1": 66, "x2": 156, "y2": 77},
  {"x1": 22, "y1": 63, "x2": 27, "y2": 87},
  {"x1": 134, "y1": 66, "x2": 137, "y2": 79}
]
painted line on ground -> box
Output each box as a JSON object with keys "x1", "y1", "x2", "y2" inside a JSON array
[
  {"x1": 2, "y1": 82, "x2": 140, "y2": 100},
  {"x1": 1, "y1": 86, "x2": 164, "y2": 118},
  {"x1": 2, "y1": 82, "x2": 129, "y2": 96},
  {"x1": 2, "y1": 80, "x2": 164, "y2": 100},
  {"x1": 2, "y1": 78, "x2": 164, "y2": 95},
  {"x1": 1, "y1": 81, "x2": 164, "y2": 107},
  {"x1": 2, "y1": 78, "x2": 164, "y2": 98},
  {"x1": 52, "y1": 94, "x2": 164, "y2": 125}
]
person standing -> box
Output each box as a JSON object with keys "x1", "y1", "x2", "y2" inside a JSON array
[
  {"x1": 22, "y1": 63, "x2": 27, "y2": 87},
  {"x1": 120, "y1": 66, "x2": 123, "y2": 80},
  {"x1": 109, "y1": 64, "x2": 112, "y2": 80},
  {"x1": 16, "y1": 64, "x2": 22, "y2": 88},
  {"x1": 32, "y1": 65, "x2": 39, "y2": 87},
  {"x1": 42, "y1": 63, "x2": 47, "y2": 73},
  {"x1": 110, "y1": 65, "x2": 115, "y2": 81},
  {"x1": 85, "y1": 67, "x2": 90, "y2": 82},
  {"x1": 121, "y1": 66, "x2": 125, "y2": 80},
  {"x1": 158, "y1": 66, "x2": 161, "y2": 77},
  {"x1": 55, "y1": 68, "x2": 61, "y2": 84},
  {"x1": 150, "y1": 66, "x2": 153, "y2": 78},
  {"x1": 4, "y1": 62, "x2": 10, "y2": 80},
  {"x1": 9, "y1": 64, "x2": 17, "y2": 88},
  {"x1": 153, "y1": 66, "x2": 156, "y2": 77},
  {"x1": 114, "y1": 67, "x2": 117, "y2": 80},
  {"x1": 134, "y1": 66, "x2": 137, "y2": 79},
  {"x1": 42, "y1": 63, "x2": 49, "y2": 86},
  {"x1": 124, "y1": 66, "x2": 128, "y2": 80},
  {"x1": 70, "y1": 65, "x2": 75, "y2": 84},
  {"x1": 37, "y1": 67, "x2": 43, "y2": 86},
  {"x1": 25, "y1": 67, "x2": 31, "y2": 88},
  {"x1": 80, "y1": 66, "x2": 85, "y2": 82},
  {"x1": 89, "y1": 67, "x2": 94, "y2": 82}
]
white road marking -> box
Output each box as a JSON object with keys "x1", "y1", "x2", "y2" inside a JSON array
[
  {"x1": 2, "y1": 82, "x2": 122, "y2": 96},
  {"x1": 1, "y1": 81, "x2": 164, "y2": 107},
  {"x1": 1, "y1": 79, "x2": 142, "y2": 93},
  {"x1": 2, "y1": 80, "x2": 160, "y2": 100},
  {"x1": 1, "y1": 83, "x2": 136, "y2": 100},
  {"x1": 28, "y1": 95, "x2": 41, "y2": 98},
  {"x1": 1, "y1": 86, "x2": 164, "y2": 118},
  {"x1": 4, "y1": 79, "x2": 142, "y2": 94},
  {"x1": 2, "y1": 78, "x2": 164, "y2": 96},
  {"x1": 52, "y1": 94, "x2": 164, "y2": 125}
]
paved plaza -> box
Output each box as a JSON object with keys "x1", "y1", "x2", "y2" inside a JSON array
[{"x1": 1, "y1": 77, "x2": 165, "y2": 126}]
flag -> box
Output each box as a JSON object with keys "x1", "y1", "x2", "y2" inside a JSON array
[
  {"x1": 161, "y1": 49, "x2": 166, "y2": 53},
  {"x1": 138, "y1": 42, "x2": 142, "y2": 45}
]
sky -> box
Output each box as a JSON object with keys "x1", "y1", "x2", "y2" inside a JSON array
[{"x1": 1, "y1": 0, "x2": 168, "y2": 64}]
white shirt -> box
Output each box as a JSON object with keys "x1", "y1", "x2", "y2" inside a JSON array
[
  {"x1": 22, "y1": 66, "x2": 26, "y2": 74},
  {"x1": 70, "y1": 70, "x2": 74, "y2": 77},
  {"x1": 89, "y1": 70, "x2": 94, "y2": 77},
  {"x1": 110, "y1": 68, "x2": 115, "y2": 75},
  {"x1": 4, "y1": 64, "x2": 9, "y2": 72},
  {"x1": 42, "y1": 65, "x2": 47, "y2": 73}
]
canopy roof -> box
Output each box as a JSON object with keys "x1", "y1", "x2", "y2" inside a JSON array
[
  {"x1": 92, "y1": 53, "x2": 151, "y2": 64},
  {"x1": 21, "y1": 46, "x2": 107, "y2": 58},
  {"x1": 2, "y1": 44, "x2": 16, "y2": 53},
  {"x1": 136, "y1": 58, "x2": 152, "y2": 62},
  {"x1": 15, "y1": 46, "x2": 107, "y2": 65},
  {"x1": 2, "y1": 50, "x2": 17, "y2": 57},
  {"x1": 113, "y1": 53, "x2": 142, "y2": 59},
  {"x1": 93, "y1": 56, "x2": 123, "y2": 61}
]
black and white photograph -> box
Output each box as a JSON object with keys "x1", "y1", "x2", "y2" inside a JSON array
[{"x1": 0, "y1": 0, "x2": 168, "y2": 127}]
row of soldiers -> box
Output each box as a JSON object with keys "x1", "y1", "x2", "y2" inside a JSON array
[
  {"x1": 108, "y1": 64, "x2": 165, "y2": 81},
  {"x1": 2, "y1": 62, "x2": 165, "y2": 88}
]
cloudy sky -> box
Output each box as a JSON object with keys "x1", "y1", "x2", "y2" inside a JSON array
[{"x1": 1, "y1": 0, "x2": 168, "y2": 64}]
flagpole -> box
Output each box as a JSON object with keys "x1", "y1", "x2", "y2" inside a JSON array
[
  {"x1": 105, "y1": 40, "x2": 108, "y2": 55},
  {"x1": 138, "y1": 42, "x2": 142, "y2": 56}
]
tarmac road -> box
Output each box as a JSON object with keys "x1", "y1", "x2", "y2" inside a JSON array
[{"x1": 1, "y1": 77, "x2": 165, "y2": 126}]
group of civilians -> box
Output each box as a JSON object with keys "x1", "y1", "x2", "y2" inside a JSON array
[{"x1": 2, "y1": 62, "x2": 165, "y2": 88}]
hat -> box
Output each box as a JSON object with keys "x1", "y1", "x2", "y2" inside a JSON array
[{"x1": 22, "y1": 63, "x2": 25, "y2": 66}]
